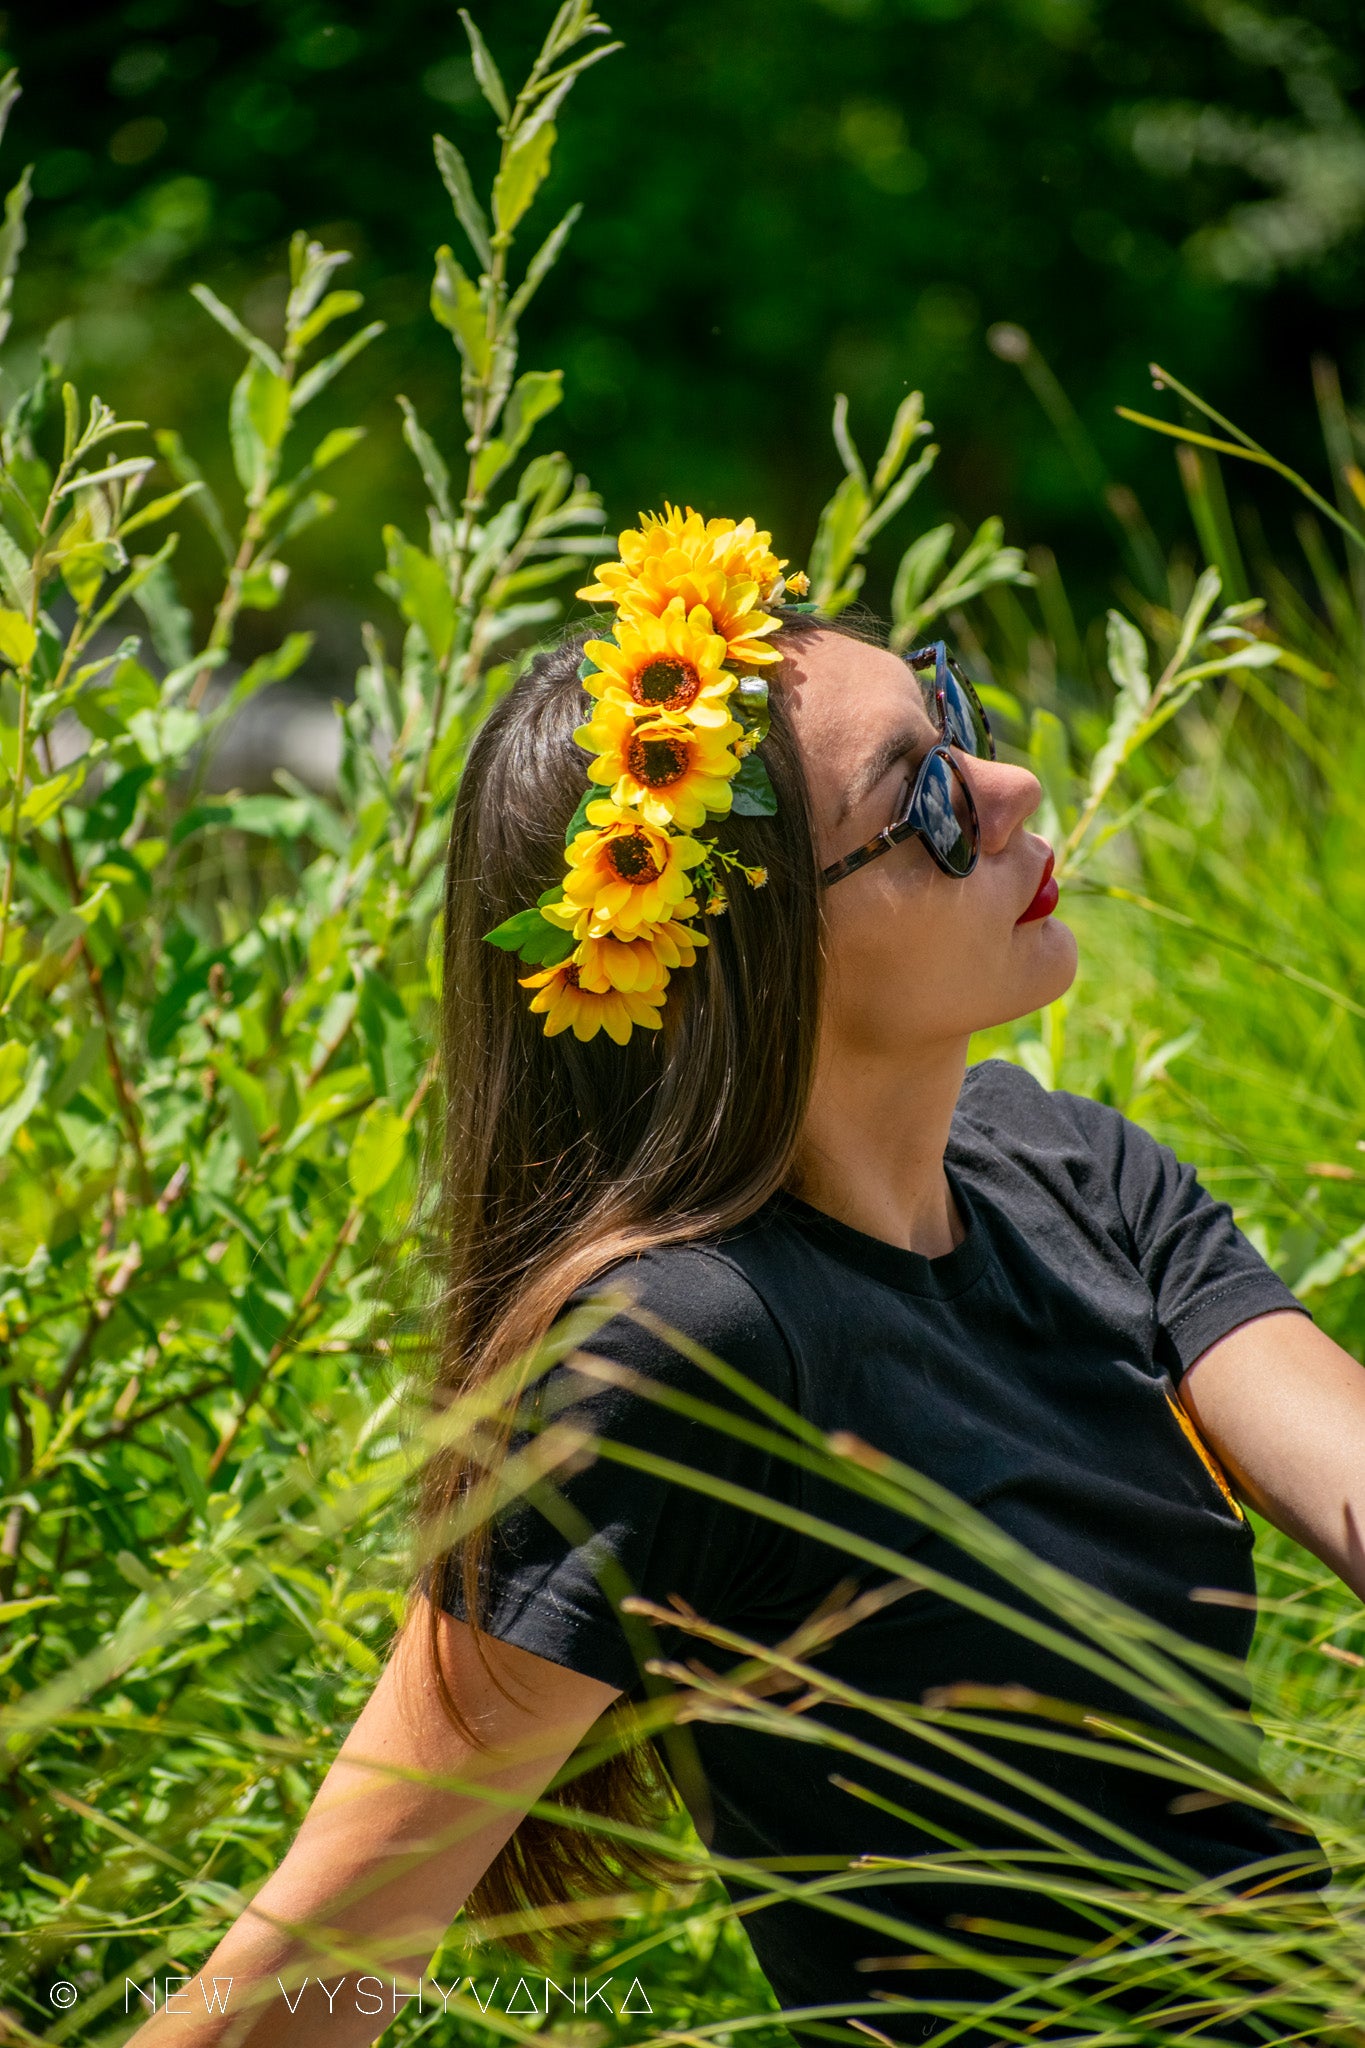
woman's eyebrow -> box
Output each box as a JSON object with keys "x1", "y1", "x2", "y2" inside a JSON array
[{"x1": 835, "y1": 726, "x2": 926, "y2": 826}]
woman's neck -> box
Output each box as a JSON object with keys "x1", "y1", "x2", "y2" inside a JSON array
[{"x1": 786, "y1": 1035, "x2": 971, "y2": 1260}]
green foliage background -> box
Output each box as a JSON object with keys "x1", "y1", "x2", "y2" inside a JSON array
[
  {"x1": 8, "y1": 0, "x2": 1365, "y2": 652},
  {"x1": 0, "y1": 3, "x2": 1364, "y2": 2046}
]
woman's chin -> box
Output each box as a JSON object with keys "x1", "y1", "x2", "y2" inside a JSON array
[{"x1": 1007, "y1": 913, "x2": 1079, "y2": 1007}]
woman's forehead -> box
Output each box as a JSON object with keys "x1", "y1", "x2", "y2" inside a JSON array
[{"x1": 777, "y1": 630, "x2": 936, "y2": 819}]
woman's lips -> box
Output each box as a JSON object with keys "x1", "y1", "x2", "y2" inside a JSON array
[{"x1": 1016, "y1": 850, "x2": 1058, "y2": 925}]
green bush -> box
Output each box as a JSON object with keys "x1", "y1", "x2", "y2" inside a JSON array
[{"x1": 2, "y1": 5, "x2": 1364, "y2": 2044}]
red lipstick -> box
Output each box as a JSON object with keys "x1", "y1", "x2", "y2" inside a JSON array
[{"x1": 1016, "y1": 850, "x2": 1058, "y2": 925}]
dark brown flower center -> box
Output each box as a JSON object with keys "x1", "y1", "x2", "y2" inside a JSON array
[
  {"x1": 561, "y1": 960, "x2": 581, "y2": 988},
  {"x1": 606, "y1": 830, "x2": 662, "y2": 883},
  {"x1": 626, "y1": 732, "x2": 690, "y2": 787},
  {"x1": 631, "y1": 658, "x2": 700, "y2": 711}
]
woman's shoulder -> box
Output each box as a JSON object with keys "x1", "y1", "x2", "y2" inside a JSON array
[
  {"x1": 953, "y1": 1055, "x2": 1160, "y2": 1221},
  {"x1": 958, "y1": 1054, "x2": 1131, "y2": 1155},
  {"x1": 954, "y1": 1056, "x2": 1198, "y2": 1249},
  {"x1": 565, "y1": 1235, "x2": 798, "y2": 1401}
]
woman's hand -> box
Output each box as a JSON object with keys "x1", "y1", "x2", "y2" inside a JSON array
[
  {"x1": 1182, "y1": 1308, "x2": 1365, "y2": 1602},
  {"x1": 126, "y1": 1605, "x2": 621, "y2": 2048}
]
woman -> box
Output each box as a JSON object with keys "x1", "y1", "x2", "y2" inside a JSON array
[{"x1": 135, "y1": 512, "x2": 1365, "y2": 2048}]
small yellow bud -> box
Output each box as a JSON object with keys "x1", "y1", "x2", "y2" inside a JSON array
[
  {"x1": 708, "y1": 884, "x2": 729, "y2": 916},
  {"x1": 786, "y1": 570, "x2": 810, "y2": 597},
  {"x1": 746, "y1": 866, "x2": 768, "y2": 888}
]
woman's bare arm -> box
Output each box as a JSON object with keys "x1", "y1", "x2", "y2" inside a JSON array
[
  {"x1": 128, "y1": 1603, "x2": 621, "y2": 2048},
  {"x1": 1182, "y1": 1308, "x2": 1365, "y2": 1600}
]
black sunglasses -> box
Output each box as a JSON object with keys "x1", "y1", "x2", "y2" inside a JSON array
[{"x1": 820, "y1": 642, "x2": 997, "y2": 888}]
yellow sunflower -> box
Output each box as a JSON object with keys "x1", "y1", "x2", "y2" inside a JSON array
[
  {"x1": 710, "y1": 513, "x2": 787, "y2": 590},
  {"x1": 604, "y1": 559, "x2": 784, "y2": 668},
  {"x1": 543, "y1": 902, "x2": 710, "y2": 978},
  {"x1": 518, "y1": 956, "x2": 667, "y2": 1044},
  {"x1": 642, "y1": 912, "x2": 709, "y2": 969},
  {"x1": 560, "y1": 800, "x2": 706, "y2": 935},
  {"x1": 574, "y1": 698, "x2": 743, "y2": 829},
  {"x1": 574, "y1": 932, "x2": 668, "y2": 996},
  {"x1": 578, "y1": 505, "x2": 787, "y2": 605},
  {"x1": 572, "y1": 928, "x2": 670, "y2": 994},
  {"x1": 544, "y1": 892, "x2": 709, "y2": 950},
  {"x1": 582, "y1": 600, "x2": 738, "y2": 730}
]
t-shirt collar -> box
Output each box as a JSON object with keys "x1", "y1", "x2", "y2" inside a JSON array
[{"x1": 769, "y1": 1161, "x2": 990, "y2": 1300}]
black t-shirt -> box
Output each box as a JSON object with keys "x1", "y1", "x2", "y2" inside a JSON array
[{"x1": 435, "y1": 1059, "x2": 1325, "y2": 2045}]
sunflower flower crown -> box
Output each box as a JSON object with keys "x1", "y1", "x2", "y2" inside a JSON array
[{"x1": 484, "y1": 505, "x2": 811, "y2": 1045}]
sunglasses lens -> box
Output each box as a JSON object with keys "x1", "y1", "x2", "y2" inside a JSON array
[
  {"x1": 916, "y1": 750, "x2": 977, "y2": 874},
  {"x1": 941, "y1": 669, "x2": 994, "y2": 759},
  {"x1": 910, "y1": 651, "x2": 994, "y2": 759}
]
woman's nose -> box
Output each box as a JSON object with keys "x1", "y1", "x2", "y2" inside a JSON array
[{"x1": 963, "y1": 754, "x2": 1045, "y2": 857}]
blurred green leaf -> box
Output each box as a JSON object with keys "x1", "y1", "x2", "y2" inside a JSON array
[
  {"x1": 434, "y1": 133, "x2": 493, "y2": 271},
  {"x1": 0, "y1": 162, "x2": 31, "y2": 352},
  {"x1": 229, "y1": 358, "x2": 289, "y2": 496},
  {"x1": 460, "y1": 7, "x2": 511, "y2": 124},
  {"x1": 396, "y1": 397, "x2": 452, "y2": 524},
  {"x1": 831, "y1": 392, "x2": 865, "y2": 487},
  {"x1": 872, "y1": 390, "x2": 927, "y2": 496},
  {"x1": 21, "y1": 763, "x2": 86, "y2": 824},
  {"x1": 118, "y1": 480, "x2": 205, "y2": 540},
  {"x1": 380, "y1": 526, "x2": 454, "y2": 661},
  {"x1": 431, "y1": 248, "x2": 491, "y2": 373},
  {"x1": 55, "y1": 455, "x2": 155, "y2": 499},
  {"x1": 348, "y1": 1101, "x2": 409, "y2": 1199},
  {"x1": 1107, "y1": 611, "x2": 1152, "y2": 710},
  {"x1": 312, "y1": 426, "x2": 366, "y2": 472},
  {"x1": 892, "y1": 523, "x2": 953, "y2": 629},
  {"x1": 0, "y1": 606, "x2": 35, "y2": 668},
  {"x1": 0, "y1": 521, "x2": 31, "y2": 609},
  {"x1": 808, "y1": 471, "x2": 869, "y2": 609},
  {"x1": 153, "y1": 428, "x2": 232, "y2": 560},
  {"x1": 0, "y1": 1049, "x2": 47, "y2": 1156},
  {"x1": 190, "y1": 282, "x2": 285, "y2": 380},
  {"x1": 503, "y1": 367, "x2": 562, "y2": 456},
  {"x1": 291, "y1": 320, "x2": 386, "y2": 414},
  {"x1": 507, "y1": 203, "x2": 582, "y2": 329},
  {"x1": 1028, "y1": 707, "x2": 1073, "y2": 846},
  {"x1": 291, "y1": 289, "x2": 364, "y2": 353},
  {"x1": 492, "y1": 121, "x2": 556, "y2": 239},
  {"x1": 237, "y1": 559, "x2": 289, "y2": 609}
]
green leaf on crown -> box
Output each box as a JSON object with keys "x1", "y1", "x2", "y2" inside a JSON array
[
  {"x1": 484, "y1": 907, "x2": 546, "y2": 951},
  {"x1": 562, "y1": 785, "x2": 595, "y2": 844},
  {"x1": 730, "y1": 751, "x2": 777, "y2": 816},
  {"x1": 577, "y1": 653, "x2": 599, "y2": 680},
  {"x1": 735, "y1": 676, "x2": 770, "y2": 746},
  {"x1": 519, "y1": 918, "x2": 578, "y2": 966},
  {"x1": 483, "y1": 905, "x2": 577, "y2": 966}
]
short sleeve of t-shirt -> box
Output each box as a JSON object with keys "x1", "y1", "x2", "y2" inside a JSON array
[
  {"x1": 1046, "y1": 1077, "x2": 1313, "y2": 1376},
  {"x1": 429, "y1": 1244, "x2": 799, "y2": 1696}
]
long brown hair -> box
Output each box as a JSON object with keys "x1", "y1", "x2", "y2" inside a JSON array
[{"x1": 409, "y1": 606, "x2": 872, "y2": 1960}]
